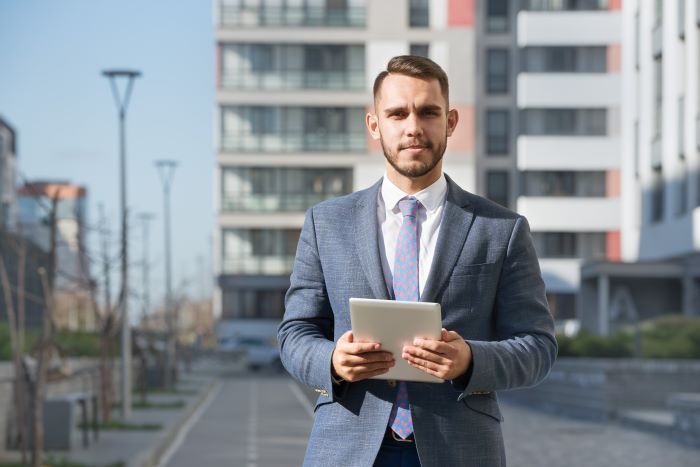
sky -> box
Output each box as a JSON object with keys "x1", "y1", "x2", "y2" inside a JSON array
[{"x1": 0, "y1": 1, "x2": 215, "y2": 315}]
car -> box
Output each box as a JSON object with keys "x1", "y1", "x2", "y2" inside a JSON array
[{"x1": 217, "y1": 335, "x2": 281, "y2": 370}]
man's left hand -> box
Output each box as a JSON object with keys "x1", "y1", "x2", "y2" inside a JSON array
[{"x1": 402, "y1": 328, "x2": 472, "y2": 380}]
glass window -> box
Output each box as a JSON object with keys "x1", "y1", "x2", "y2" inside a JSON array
[
  {"x1": 524, "y1": 0, "x2": 608, "y2": 11},
  {"x1": 486, "y1": 171, "x2": 509, "y2": 208},
  {"x1": 486, "y1": 49, "x2": 509, "y2": 94},
  {"x1": 531, "y1": 232, "x2": 606, "y2": 259},
  {"x1": 520, "y1": 109, "x2": 607, "y2": 136},
  {"x1": 651, "y1": 166, "x2": 664, "y2": 223},
  {"x1": 487, "y1": 0, "x2": 508, "y2": 33},
  {"x1": 409, "y1": 0, "x2": 429, "y2": 27},
  {"x1": 486, "y1": 110, "x2": 509, "y2": 155},
  {"x1": 410, "y1": 43, "x2": 430, "y2": 58},
  {"x1": 654, "y1": 55, "x2": 663, "y2": 138},
  {"x1": 677, "y1": 155, "x2": 688, "y2": 216},
  {"x1": 521, "y1": 47, "x2": 606, "y2": 73},
  {"x1": 521, "y1": 171, "x2": 607, "y2": 197}
]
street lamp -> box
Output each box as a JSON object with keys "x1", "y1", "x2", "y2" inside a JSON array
[
  {"x1": 155, "y1": 160, "x2": 177, "y2": 388},
  {"x1": 102, "y1": 68, "x2": 141, "y2": 419}
]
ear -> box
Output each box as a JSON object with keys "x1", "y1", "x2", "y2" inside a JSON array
[
  {"x1": 446, "y1": 108, "x2": 459, "y2": 137},
  {"x1": 365, "y1": 112, "x2": 381, "y2": 141}
]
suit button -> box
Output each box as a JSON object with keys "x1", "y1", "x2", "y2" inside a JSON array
[{"x1": 387, "y1": 380, "x2": 397, "y2": 388}]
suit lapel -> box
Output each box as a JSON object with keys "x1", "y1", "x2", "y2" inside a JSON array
[
  {"x1": 421, "y1": 175, "x2": 475, "y2": 303},
  {"x1": 353, "y1": 179, "x2": 391, "y2": 300}
]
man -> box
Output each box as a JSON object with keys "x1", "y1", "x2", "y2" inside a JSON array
[{"x1": 278, "y1": 56, "x2": 557, "y2": 467}]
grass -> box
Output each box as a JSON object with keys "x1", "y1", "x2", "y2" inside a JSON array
[
  {"x1": 0, "y1": 460, "x2": 123, "y2": 467},
  {"x1": 78, "y1": 420, "x2": 162, "y2": 431},
  {"x1": 132, "y1": 399, "x2": 186, "y2": 410}
]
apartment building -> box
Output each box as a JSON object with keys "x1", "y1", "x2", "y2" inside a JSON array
[
  {"x1": 0, "y1": 116, "x2": 17, "y2": 231},
  {"x1": 471, "y1": 0, "x2": 623, "y2": 328},
  {"x1": 580, "y1": 0, "x2": 700, "y2": 334},
  {"x1": 213, "y1": 0, "x2": 476, "y2": 320},
  {"x1": 17, "y1": 181, "x2": 94, "y2": 330}
]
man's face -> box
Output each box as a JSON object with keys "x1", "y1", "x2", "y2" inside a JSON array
[{"x1": 367, "y1": 74, "x2": 458, "y2": 180}]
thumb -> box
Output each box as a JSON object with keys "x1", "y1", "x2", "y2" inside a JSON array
[{"x1": 340, "y1": 330, "x2": 354, "y2": 343}]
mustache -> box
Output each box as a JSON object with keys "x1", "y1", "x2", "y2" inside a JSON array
[{"x1": 399, "y1": 140, "x2": 433, "y2": 150}]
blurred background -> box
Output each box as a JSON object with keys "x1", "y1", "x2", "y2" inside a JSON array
[{"x1": 1, "y1": 0, "x2": 700, "y2": 466}]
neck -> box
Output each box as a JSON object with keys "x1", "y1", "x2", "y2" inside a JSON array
[{"x1": 385, "y1": 165, "x2": 442, "y2": 195}]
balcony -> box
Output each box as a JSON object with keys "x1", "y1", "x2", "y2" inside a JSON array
[
  {"x1": 221, "y1": 69, "x2": 365, "y2": 91},
  {"x1": 517, "y1": 197, "x2": 620, "y2": 231},
  {"x1": 517, "y1": 136, "x2": 620, "y2": 170},
  {"x1": 517, "y1": 73, "x2": 620, "y2": 108},
  {"x1": 219, "y1": 4, "x2": 365, "y2": 28},
  {"x1": 517, "y1": 11, "x2": 620, "y2": 46},
  {"x1": 221, "y1": 193, "x2": 340, "y2": 212},
  {"x1": 221, "y1": 131, "x2": 366, "y2": 153},
  {"x1": 222, "y1": 256, "x2": 295, "y2": 275}
]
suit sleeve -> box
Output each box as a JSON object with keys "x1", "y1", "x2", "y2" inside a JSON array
[
  {"x1": 277, "y1": 207, "x2": 342, "y2": 402},
  {"x1": 457, "y1": 215, "x2": 558, "y2": 397}
]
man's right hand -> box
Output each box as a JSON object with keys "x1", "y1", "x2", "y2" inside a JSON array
[{"x1": 331, "y1": 331, "x2": 395, "y2": 382}]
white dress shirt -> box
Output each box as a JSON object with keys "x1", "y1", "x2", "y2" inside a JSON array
[{"x1": 377, "y1": 173, "x2": 448, "y2": 298}]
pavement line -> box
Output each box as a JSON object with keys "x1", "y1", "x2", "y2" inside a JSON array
[
  {"x1": 288, "y1": 381, "x2": 314, "y2": 419},
  {"x1": 155, "y1": 380, "x2": 222, "y2": 467},
  {"x1": 247, "y1": 380, "x2": 258, "y2": 465}
]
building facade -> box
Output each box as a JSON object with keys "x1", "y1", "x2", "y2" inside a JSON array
[
  {"x1": 472, "y1": 0, "x2": 623, "y2": 327},
  {"x1": 580, "y1": 0, "x2": 700, "y2": 335},
  {"x1": 0, "y1": 116, "x2": 17, "y2": 231},
  {"x1": 17, "y1": 181, "x2": 94, "y2": 330},
  {"x1": 213, "y1": 0, "x2": 477, "y2": 320}
]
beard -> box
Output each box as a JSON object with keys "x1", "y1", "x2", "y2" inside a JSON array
[{"x1": 380, "y1": 134, "x2": 448, "y2": 179}]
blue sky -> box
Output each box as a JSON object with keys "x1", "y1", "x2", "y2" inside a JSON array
[{"x1": 0, "y1": 1, "x2": 215, "y2": 312}]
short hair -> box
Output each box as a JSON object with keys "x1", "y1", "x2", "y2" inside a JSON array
[{"x1": 372, "y1": 55, "x2": 450, "y2": 109}]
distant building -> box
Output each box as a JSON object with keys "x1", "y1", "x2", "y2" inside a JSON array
[
  {"x1": 17, "y1": 181, "x2": 95, "y2": 331},
  {"x1": 213, "y1": 0, "x2": 475, "y2": 320},
  {"x1": 580, "y1": 0, "x2": 700, "y2": 334},
  {"x1": 0, "y1": 116, "x2": 17, "y2": 231}
]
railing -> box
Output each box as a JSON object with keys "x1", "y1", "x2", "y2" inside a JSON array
[
  {"x1": 522, "y1": 0, "x2": 608, "y2": 11},
  {"x1": 220, "y1": 5, "x2": 365, "y2": 28},
  {"x1": 221, "y1": 69, "x2": 365, "y2": 90},
  {"x1": 221, "y1": 132, "x2": 366, "y2": 152},
  {"x1": 222, "y1": 257, "x2": 296, "y2": 275},
  {"x1": 221, "y1": 193, "x2": 344, "y2": 212}
]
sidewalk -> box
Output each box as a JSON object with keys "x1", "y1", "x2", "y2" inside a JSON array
[{"x1": 0, "y1": 363, "x2": 221, "y2": 467}]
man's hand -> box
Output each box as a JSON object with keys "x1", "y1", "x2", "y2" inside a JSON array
[
  {"x1": 402, "y1": 328, "x2": 472, "y2": 380},
  {"x1": 332, "y1": 331, "x2": 395, "y2": 382}
]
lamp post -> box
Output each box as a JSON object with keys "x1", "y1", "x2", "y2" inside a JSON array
[
  {"x1": 155, "y1": 160, "x2": 177, "y2": 388},
  {"x1": 102, "y1": 68, "x2": 141, "y2": 419}
]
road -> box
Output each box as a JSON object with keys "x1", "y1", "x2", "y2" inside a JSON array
[{"x1": 161, "y1": 369, "x2": 699, "y2": 467}]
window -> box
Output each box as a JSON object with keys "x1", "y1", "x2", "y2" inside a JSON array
[
  {"x1": 521, "y1": 47, "x2": 606, "y2": 73},
  {"x1": 531, "y1": 232, "x2": 606, "y2": 259},
  {"x1": 487, "y1": 0, "x2": 508, "y2": 33},
  {"x1": 651, "y1": 165, "x2": 664, "y2": 223},
  {"x1": 524, "y1": 0, "x2": 608, "y2": 11},
  {"x1": 409, "y1": 0, "x2": 429, "y2": 27},
  {"x1": 486, "y1": 110, "x2": 509, "y2": 155},
  {"x1": 546, "y1": 293, "x2": 577, "y2": 320},
  {"x1": 410, "y1": 43, "x2": 430, "y2": 58},
  {"x1": 219, "y1": 0, "x2": 366, "y2": 27},
  {"x1": 486, "y1": 171, "x2": 509, "y2": 208},
  {"x1": 520, "y1": 109, "x2": 607, "y2": 136},
  {"x1": 486, "y1": 49, "x2": 509, "y2": 94},
  {"x1": 654, "y1": 55, "x2": 663, "y2": 139},
  {"x1": 521, "y1": 171, "x2": 607, "y2": 197},
  {"x1": 677, "y1": 155, "x2": 688, "y2": 216}
]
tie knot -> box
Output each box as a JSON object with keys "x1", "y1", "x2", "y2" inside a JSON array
[{"x1": 397, "y1": 197, "x2": 420, "y2": 218}]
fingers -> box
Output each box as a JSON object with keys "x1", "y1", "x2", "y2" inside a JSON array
[{"x1": 335, "y1": 351, "x2": 394, "y2": 367}]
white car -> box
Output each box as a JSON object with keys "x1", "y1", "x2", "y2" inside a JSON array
[{"x1": 218, "y1": 335, "x2": 280, "y2": 370}]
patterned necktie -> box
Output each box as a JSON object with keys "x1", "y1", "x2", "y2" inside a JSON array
[{"x1": 389, "y1": 196, "x2": 420, "y2": 439}]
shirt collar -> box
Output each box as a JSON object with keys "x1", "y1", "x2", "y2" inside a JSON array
[{"x1": 381, "y1": 173, "x2": 447, "y2": 213}]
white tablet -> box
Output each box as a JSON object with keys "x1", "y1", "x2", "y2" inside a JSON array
[{"x1": 349, "y1": 297, "x2": 443, "y2": 383}]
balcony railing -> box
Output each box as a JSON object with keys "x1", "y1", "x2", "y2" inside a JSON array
[
  {"x1": 523, "y1": 0, "x2": 608, "y2": 11},
  {"x1": 221, "y1": 193, "x2": 343, "y2": 212},
  {"x1": 220, "y1": 5, "x2": 365, "y2": 28},
  {"x1": 221, "y1": 69, "x2": 365, "y2": 90},
  {"x1": 221, "y1": 132, "x2": 366, "y2": 153},
  {"x1": 222, "y1": 256, "x2": 295, "y2": 275}
]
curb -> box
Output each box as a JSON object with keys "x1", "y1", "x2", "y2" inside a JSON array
[{"x1": 127, "y1": 377, "x2": 220, "y2": 467}]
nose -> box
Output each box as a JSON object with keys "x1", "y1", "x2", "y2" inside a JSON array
[{"x1": 404, "y1": 112, "x2": 423, "y2": 138}]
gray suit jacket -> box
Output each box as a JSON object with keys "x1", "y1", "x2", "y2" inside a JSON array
[{"x1": 278, "y1": 175, "x2": 557, "y2": 467}]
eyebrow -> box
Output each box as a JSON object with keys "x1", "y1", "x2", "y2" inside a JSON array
[{"x1": 383, "y1": 104, "x2": 444, "y2": 116}]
